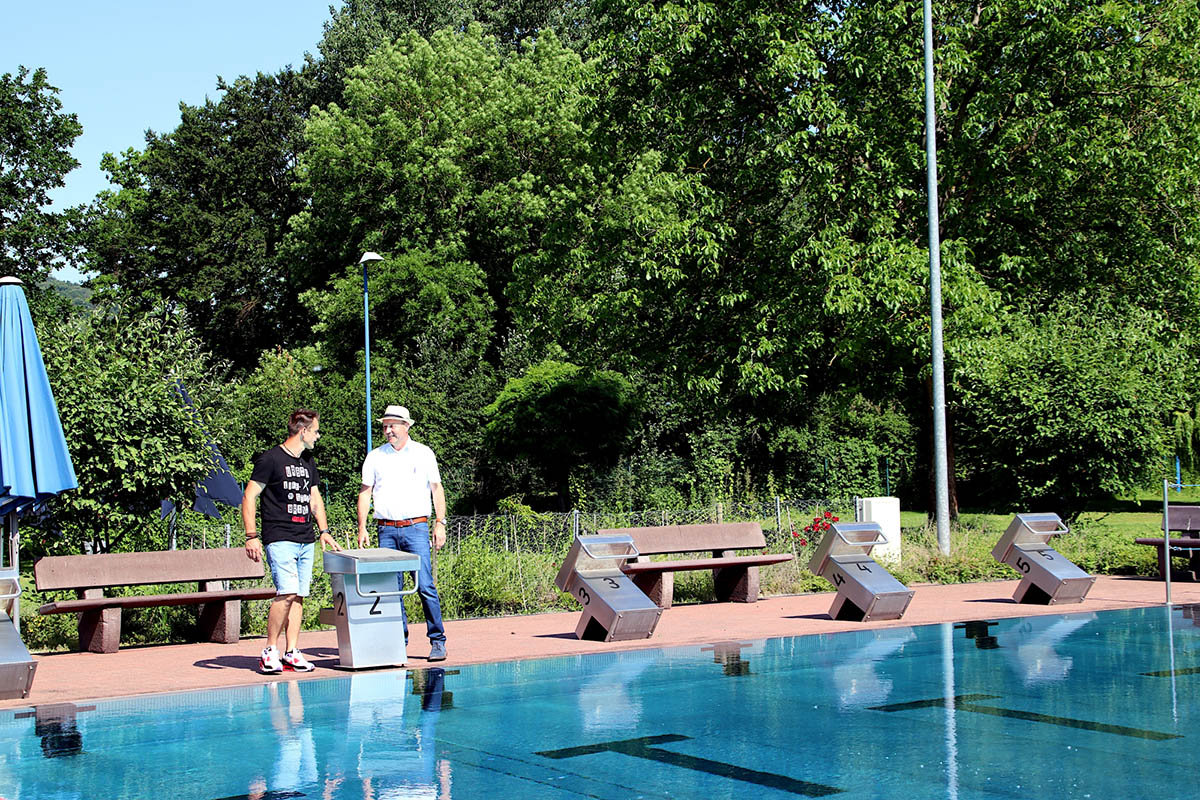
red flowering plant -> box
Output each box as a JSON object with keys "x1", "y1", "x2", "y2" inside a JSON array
[{"x1": 791, "y1": 510, "x2": 839, "y2": 546}]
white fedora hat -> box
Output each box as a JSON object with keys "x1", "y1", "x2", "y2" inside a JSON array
[{"x1": 378, "y1": 405, "x2": 415, "y2": 425}]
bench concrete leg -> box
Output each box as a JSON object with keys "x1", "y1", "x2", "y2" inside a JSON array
[
  {"x1": 78, "y1": 608, "x2": 121, "y2": 653},
  {"x1": 714, "y1": 565, "x2": 759, "y2": 603},
  {"x1": 198, "y1": 599, "x2": 241, "y2": 644},
  {"x1": 632, "y1": 572, "x2": 673, "y2": 609},
  {"x1": 1154, "y1": 547, "x2": 1200, "y2": 582}
]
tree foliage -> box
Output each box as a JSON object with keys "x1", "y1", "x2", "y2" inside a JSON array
[
  {"x1": 39, "y1": 307, "x2": 224, "y2": 553},
  {"x1": 483, "y1": 360, "x2": 637, "y2": 505},
  {"x1": 64, "y1": 0, "x2": 1200, "y2": 517},
  {"x1": 954, "y1": 298, "x2": 1196, "y2": 512},
  {"x1": 80, "y1": 70, "x2": 318, "y2": 370},
  {"x1": 0, "y1": 67, "x2": 82, "y2": 301}
]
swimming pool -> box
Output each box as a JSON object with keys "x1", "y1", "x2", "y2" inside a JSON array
[{"x1": 0, "y1": 604, "x2": 1196, "y2": 799}]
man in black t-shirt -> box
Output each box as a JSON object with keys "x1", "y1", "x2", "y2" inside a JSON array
[{"x1": 241, "y1": 409, "x2": 340, "y2": 674}]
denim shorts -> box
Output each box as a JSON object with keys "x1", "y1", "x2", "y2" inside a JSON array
[{"x1": 264, "y1": 540, "x2": 315, "y2": 597}]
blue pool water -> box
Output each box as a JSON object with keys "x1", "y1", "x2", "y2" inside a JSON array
[{"x1": 1, "y1": 604, "x2": 1197, "y2": 799}]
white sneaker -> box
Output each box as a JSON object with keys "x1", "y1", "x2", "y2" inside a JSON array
[
  {"x1": 260, "y1": 646, "x2": 282, "y2": 674},
  {"x1": 282, "y1": 649, "x2": 315, "y2": 672}
]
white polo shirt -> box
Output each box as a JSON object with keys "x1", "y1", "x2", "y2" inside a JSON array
[{"x1": 361, "y1": 439, "x2": 442, "y2": 520}]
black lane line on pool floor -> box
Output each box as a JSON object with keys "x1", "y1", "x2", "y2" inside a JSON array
[
  {"x1": 538, "y1": 734, "x2": 843, "y2": 797},
  {"x1": 869, "y1": 693, "x2": 1181, "y2": 740},
  {"x1": 1142, "y1": 666, "x2": 1200, "y2": 677}
]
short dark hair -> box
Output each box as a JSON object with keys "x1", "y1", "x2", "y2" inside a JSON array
[{"x1": 287, "y1": 409, "x2": 319, "y2": 436}]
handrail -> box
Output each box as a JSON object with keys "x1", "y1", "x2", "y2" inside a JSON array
[
  {"x1": 834, "y1": 526, "x2": 888, "y2": 548},
  {"x1": 0, "y1": 576, "x2": 19, "y2": 602},
  {"x1": 579, "y1": 537, "x2": 640, "y2": 561},
  {"x1": 354, "y1": 572, "x2": 417, "y2": 600}
]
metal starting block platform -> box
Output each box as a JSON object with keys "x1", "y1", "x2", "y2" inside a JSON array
[
  {"x1": 808, "y1": 522, "x2": 914, "y2": 621},
  {"x1": 991, "y1": 513, "x2": 1094, "y2": 604},
  {"x1": 0, "y1": 522, "x2": 35, "y2": 699},
  {"x1": 320, "y1": 548, "x2": 420, "y2": 669},
  {"x1": 555, "y1": 534, "x2": 662, "y2": 641}
]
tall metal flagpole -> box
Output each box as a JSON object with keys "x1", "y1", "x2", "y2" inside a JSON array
[
  {"x1": 923, "y1": 0, "x2": 951, "y2": 555},
  {"x1": 360, "y1": 252, "x2": 384, "y2": 453}
]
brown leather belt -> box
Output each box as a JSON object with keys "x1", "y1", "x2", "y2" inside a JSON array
[{"x1": 377, "y1": 516, "x2": 428, "y2": 528}]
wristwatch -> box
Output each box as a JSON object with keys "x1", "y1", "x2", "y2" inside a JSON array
[
  {"x1": 319, "y1": 528, "x2": 330, "y2": 535},
  {"x1": 435, "y1": 518, "x2": 447, "y2": 525}
]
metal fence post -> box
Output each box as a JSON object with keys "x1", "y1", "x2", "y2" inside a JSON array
[{"x1": 1164, "y1": 478, "x2": 1173, "y2": 606}]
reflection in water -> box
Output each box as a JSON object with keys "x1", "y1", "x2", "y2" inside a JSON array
[
  {"x1": 1006, "y1": 614, "x2": 1095, "y2": 685},
  {"x1": 345, "y1": 670, "x2": 444, "y2": 800},
  {"x1": 22, "y1": 703, "x2": 91, "y2": 759},
  {"x1": 954, "y1": 619, "x2": 999, "y2": 649},
  {"x1": 579, "y1": 652, "x2": 660, "y2": 733},
  {"x1": 831, "y1": 628, "x2": 915, "y2": 708},
  {"x1": 700, "y1": 641, "x2": 755, "y2": 676},
  {"x1": 238, "y1": 670, "x2": 452, "y2": 800},
  {"x1": 412, "y1": 668, "x2": 454, "y2": 711},
  {"x1": 248, "y1": 681, "x2": 317, "y2": 800},
  {"x1": 1179, "y1": 603, "x2": 1200, "y2": 627},
  {"x1": 941, "y1": 623, "x2": 958, "y2": 800}
]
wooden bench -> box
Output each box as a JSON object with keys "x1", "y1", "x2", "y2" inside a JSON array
[
  {"x1": 1135, "y1": 504, "x2": 1200, "y2": 582},
  {"x1": 34, "y1": 548, "x2": 277, "y2": 653},
  {"x1": 598, "y1": 522, "x2": 793, "y2": 609}
]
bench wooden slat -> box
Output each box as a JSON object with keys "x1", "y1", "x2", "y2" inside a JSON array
[
  {"x1": 34, "y1": 548, "x2": 264, "y2": 591},
  {"x1": 1135, "y1": 538, "x2": 1200, "y2": 549},
  {"x1": 39, "y1": 587, "x2": 277, "y2": 615},
  {"x1": 621, "y1": 554, "x2": 793, "y2": 574},
  {"x1": 1163, "y1": 504, "x2": 1200, "y2": 533},
  {"x1": 598, "y1": 522, "x2": 766, "y2": 554}
]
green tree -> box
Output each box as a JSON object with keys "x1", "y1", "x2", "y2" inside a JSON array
[
  {"x1": 314, "y1": 0, "x2": 594, "y2": 88},
  {"x1": 0, "y1": 67, "x2": 83, "y2": 303},
  {"x1": 80, "y1": 70, "x2": 317, "y2": 370},
  {"x1": 291, "y1": 25, "x2": 594, "y2": 302},
  {"x1": 513, "y1": 0, "x2": 1200, "y2": 509},
  {"x1": 953, "y1": 298, "x2": 1195, "y2": 513},
  {"x1": 297, "y1": 250, "x2": 500, "y2": 503},
  {"x1": 767, "y1": 394, "x2": 917, "y2": 500},
  {"x1": 38, "y1": 307, "x2": 225, "y2": 553},
  {"x1": 483, "y1": 360, "x2": 637, "y2": 506}
]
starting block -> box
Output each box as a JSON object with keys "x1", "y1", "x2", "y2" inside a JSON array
[
  {"x1": 808, "y1": 522, "x2": 914, "y2": 621},
  {"x1": 555, "y1": 534, "x2": 662, "y2": 641},
  {"x1": 992, "y1": 513, "x2": 1094, "y2": 604}
]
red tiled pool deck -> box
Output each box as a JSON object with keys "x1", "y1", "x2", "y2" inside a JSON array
[{"x1": 6, "y1": 575, "x2": 1194, "y2": 710}]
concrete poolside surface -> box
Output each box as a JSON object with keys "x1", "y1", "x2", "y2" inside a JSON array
[{"x1": 5, "y1": 575, "x2": 1195, "y2": 709}]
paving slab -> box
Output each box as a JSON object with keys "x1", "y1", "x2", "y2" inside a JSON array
[{"x1": 5, "y1": 575, "x2": 1194, "y2": 709}]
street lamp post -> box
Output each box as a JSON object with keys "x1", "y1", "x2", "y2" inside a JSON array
[
  {"x1": 360, "y1": 251, "x2": 384, "y2": 452},
  {"x1": 922, "y1": 0, "x2": 951, "y2": 555}
]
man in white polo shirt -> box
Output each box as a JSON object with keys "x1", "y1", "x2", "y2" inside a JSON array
[{"x1": 356, "y1": 404, "x2": 448, "y2": 661}]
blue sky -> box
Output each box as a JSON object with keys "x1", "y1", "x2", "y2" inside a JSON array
[{"x1": 5, "y1": 1, "x2": 344, "y2": 280}]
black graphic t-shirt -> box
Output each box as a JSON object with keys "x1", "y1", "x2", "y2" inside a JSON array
[{"x1": 250, "y1": 446, "x2": 320, "y2": 544}]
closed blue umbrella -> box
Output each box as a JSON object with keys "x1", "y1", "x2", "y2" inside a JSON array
[
  {"x1": 0, "y1": 277, "x2": 77, "y2": 516},
  {"x1": 0, "y1": 276, "x2": 76, "y2": 692}
]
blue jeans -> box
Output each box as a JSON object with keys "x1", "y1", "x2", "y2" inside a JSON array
[
  {"x1": 378, "y1": 522, "x2": 446, "y2": 643},
  {"x1": 264, "y1": 540, "x2": 315, "y2": 596}
]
